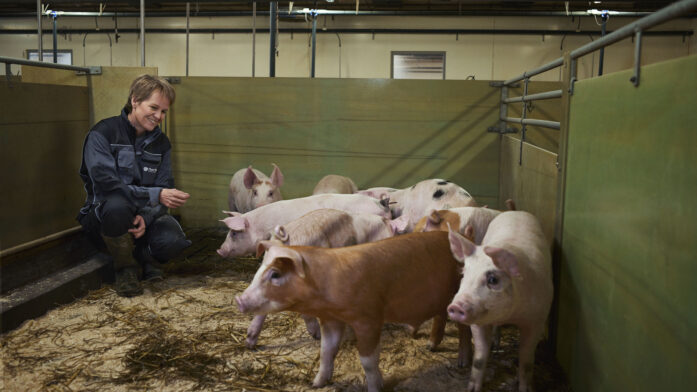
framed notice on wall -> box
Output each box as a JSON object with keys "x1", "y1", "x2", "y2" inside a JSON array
[
  {"x1": 26, "y1": 49, "x2": 73, "y2": 65},
  {"x1": 391, "y1": 51, "x2": 446, "y2": 80}
]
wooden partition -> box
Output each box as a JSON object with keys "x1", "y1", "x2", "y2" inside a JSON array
[
  {"x1": 499, "y1": 135, "x2": 558, "y2": 245},
  {"x1": 0, "y1": 81, "x2": 89, "y2": 250},
  {"x1": 556, "y1": 54, "x2": 697, "y2": 391},
  {"x1": 169, "y1": 78, "x2": 503, "y2": 227}
]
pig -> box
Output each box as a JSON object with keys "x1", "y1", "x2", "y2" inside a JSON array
[
  {"x1": 236, "y1": 231, "x2": 469, "y2": 392},
  {"x1": 244, "y1": 208, "x2": 405, "y2": 348},
  {"x1": 217, "y1": 193, "x2": 391, "y2": 259},
  {"x1": 228, "y1": 164, "x2": 284, "y2": 213},
  {"x1": 414, "y1": 206, "x2": 501, "y2": 245},
  {"x1": 446, "y1": 211, "x2": 553, "y2": 392},
  {"x1": 396, "y1": 179, "x2": 477, "y2": 232},
  {"x1": 312, "y1": 174, "x2": 358, "y2": 195}
]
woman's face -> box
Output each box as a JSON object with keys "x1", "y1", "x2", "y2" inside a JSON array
[{"x1": 129, "y1": 90, "x2": 170, "y2": 135}]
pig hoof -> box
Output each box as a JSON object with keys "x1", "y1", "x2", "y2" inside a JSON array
[
  {"x1": 467, "y1": 381, "x2": 480, "y2": 392},
  {"x1": 245, "y1": 337, "x2": 258, "y2": 349},
  {"x1": 312, "y1": 375, "x2": 329, "y2": 388}
]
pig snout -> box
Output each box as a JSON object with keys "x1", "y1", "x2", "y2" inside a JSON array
[
  {"x1": 217, "y1": 248, "x2": 228, "y2": 258},
  {"x1": 447, "y1": 300, "x2": 475, "y2": 324},
  {"x1": 235, "y1": 295, "x2": 249, "y2": 313}
]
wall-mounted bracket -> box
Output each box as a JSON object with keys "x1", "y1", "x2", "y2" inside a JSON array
[{"x1": 75, "y1": 66, "x2": 102, "y2": 75}]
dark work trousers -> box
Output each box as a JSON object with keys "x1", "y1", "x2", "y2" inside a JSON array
[{"x1": 78, "y1": 193, "x2": 191, "y2": 264}]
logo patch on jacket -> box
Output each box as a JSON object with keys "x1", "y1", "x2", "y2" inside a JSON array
[{"x1": 144, "y1": 167, "x2": 158, "y2": 174}]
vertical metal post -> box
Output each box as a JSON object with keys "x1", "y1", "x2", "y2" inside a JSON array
[
  {"x1": 186, "y1": 2, "x2": 190, "y2": 76},
  {"x1": 252, "y1": 1, "x2": 256, "y2": 77},
  {"x1": 269, "y1": 1, "x2": 277, "y2": 77},
  {"x1": 518, "y1": 77, "x2": 529, "y2": 166},
  {"x1": 631, "y1": 30, "x2": 643, "y2": 87},
  {"x1": 51, "y1": 12, "x2": 57, "y2": 63},
  {"x1": 140, "y1": 0, "x2": 145, "y2": 66},
  {"x1": 311, "y1": 12, "x2": 317, "y2": 78},
  {"x1": 37, "y1": 0, "x2": 42, "y2": 61},
  {"x1": 598, "y1": 13, "x2": 608, "y2": 76}
]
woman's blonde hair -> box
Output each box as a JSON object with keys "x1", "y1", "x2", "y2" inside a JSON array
[{"x1": 125, "y1": 74, "x2": 175, "y2": 112}]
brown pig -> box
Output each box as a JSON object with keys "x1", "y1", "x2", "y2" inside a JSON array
[{"x1": 236, "y1": 231, "x2": 469, "y2": 392}]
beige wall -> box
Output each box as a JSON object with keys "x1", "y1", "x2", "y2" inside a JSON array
[{"x1": 1, "y1": 14, "x2": 694, "y2": 81}]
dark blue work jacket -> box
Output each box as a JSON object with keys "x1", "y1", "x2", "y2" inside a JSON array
[{"x1": 78, "y1": 108, "x2": 173, "y2": 226}]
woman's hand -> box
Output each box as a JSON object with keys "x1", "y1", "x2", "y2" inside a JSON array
[
  {"x1": 129, "y1": 215, "x2": 146, "y2": 239},
  {"x1": 159, "y1": 188, "x2": 190, "y2": 209}
]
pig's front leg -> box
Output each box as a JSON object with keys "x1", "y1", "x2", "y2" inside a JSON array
[
  {"x1": 301, "y1": 314, "x2": 321, "y2": 340},
  {"x1": 246, "y1": 314, "x2": 267, "y2": 349},
  {"x1": 456, "y1": 323, "x2": 472, "y2": 368},
  {"x1": 468, "y1": 324, "x2": 493, "y2": 392},
  {"x1": 312, "y1": 319, "x2": 345, "y2": 388},
  {"x1": 353, "y1": 322, "x2": 384, "y2": 392},
  {"x1": 516, "y1": 324, "x2": 543, "y2": 392}
]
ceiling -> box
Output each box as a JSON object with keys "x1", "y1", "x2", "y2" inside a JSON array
[{"x1": 0, "y1": 1, "x2": 682, "y2": 16}]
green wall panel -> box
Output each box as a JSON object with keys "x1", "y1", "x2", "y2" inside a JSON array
[
  {"x1": 0, "y1": 82, "x2": 89, "y2": 250},
  {"x1": 557, "y1": 54, "x2": 697, "y2": 391},
  {"x1": 168, "y1": 78, "x2": 502, "y2": 227}
]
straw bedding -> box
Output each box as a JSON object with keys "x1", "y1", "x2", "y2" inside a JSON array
[{"x1": 1, "y1": 228, "x2": 570, "y2": 391}]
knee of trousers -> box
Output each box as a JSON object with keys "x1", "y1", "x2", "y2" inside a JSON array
[
  {"x1": 99, "y1": 195, "x2": 136, "y2": 237},
  {"x1": 145, "y1": 215, "x2": 191, "y2": 262}
]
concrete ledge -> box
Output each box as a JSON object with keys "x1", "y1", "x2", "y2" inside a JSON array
[{"x1": 0, "y1": 254, "x2": 111, "y2": 333}]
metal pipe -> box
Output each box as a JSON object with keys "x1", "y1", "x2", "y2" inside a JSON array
[
  {"x1": 1, "y1": 28, "x2": 690, "y2": 37},
  {"x1": 311, "y1": 13, "x2": 317, "y2": 78},
  {"x1": 503, "y1": 89, "x2": 563, "y2": 103},
  {"x1": 0, "y1": 10, "x2": 668, "y2": 18},
  {"x1": 571, "y1": 0, "x2": 697, "y2": 60},
  {"x1": 0, "y1": 226, "x2": 82, "y2": 259},
  {"x1": 0, "y1": 55, "x2": 91, "y2": 72},
  {"x1": 252, "y1": 1, "x2": 256, "y2": 77},
  {"x1": 598, "y1": 13, "x2": 608, "y2": 76},
  {"x1": 502, "y1": 117, "x2": 561, "y2": 130},
  {"x1": 186, "y1": 2, "x2": 190, "y2": 76},
  {"x1": 140, "y1": 0, "x2": 145, "y2": 66},
  {"x1": 51, "y1": 12, "x2": 57, "y2": 63},
  {"x1": 631, "y1": 30, "x2": 643, "y2": 87},
  {"x1": 504, "y1": 58, "x2": 564, "y2": 86},
  {"x1": 36, "y1": 0, "x2": 42, "y2": 61},
  {"x1": 269, "y1": 1, "x2": 277, "y2": 77}
]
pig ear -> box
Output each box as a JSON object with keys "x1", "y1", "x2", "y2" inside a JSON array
[
  {"x1": 448, "y1": 224, "x2": 476, "y2": 263},
  {"x1": 390, "y1": 216, "x2": 409, "y2": 234},
  {"x1": 464, "y1": 224, "x2": 475, "y2": 242},
  {"x1": 222, "y1": 210, "x2": 240, "y2": 217},
  {"x1": 505, "y1": 198, "x2": 517, "y2": 211},
  {"x1": 243, "y1": 166, "x2": 259, "y2": 189},
  {"x1": 221, "y1": 216, "x2": 249, "y2": 231},
  {"x1": 273, "y1": 225, "x2": 289, "y2": 243},
  {"x1": 485, "y1": 246, "x2": 521, "y2": 279},
  {"x1": 256, "y1": 241, "x2": 273, "y2": 258},
  {"x1": 272, "y1": 247, "x2": 306, "y2": 279},
  {"x1": 270, "y1": 163, "x2": 284, "y2": 187}
]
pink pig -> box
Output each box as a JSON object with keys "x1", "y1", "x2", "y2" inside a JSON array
[
  {"x1": 217, "y1": 193, "x2": 391, "y2": 259},
  {"x1": 312, "y1": 174, "x2": 358, "y2": 195},
  {"x1": 397, "y1": 179, "x2": 477, "y2": 232},
  {"x1": 228, "y1": 164, "x2": 284, "y2": 213},
  {"x1": 447, "y1": 211, "x2": 553, "y2": 392},
  {"x1": 236, "y1": 231, "x2": 469, "y2": 392},
  {"x1": 244, "y1": 208, "x2": 405, "y2": 348}
]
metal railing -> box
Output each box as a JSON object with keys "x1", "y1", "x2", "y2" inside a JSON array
[{"x1": 493, "y1": 0, "x2": 697, "y2": 138}]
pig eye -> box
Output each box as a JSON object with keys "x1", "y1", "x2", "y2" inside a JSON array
[
  {"x1": 270, "y1": 271, "x2": 281, "y2": 280},
  {"x1": 268, "y1": 191, "x2": 274, "y2": 197},
  {"x1": 253, "y1": 190, "x2": 258, "y2": 196},
  {"x1": 486, "y1": 271, "x2": 500, "y2": 288}
]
